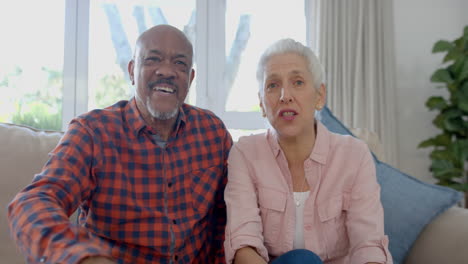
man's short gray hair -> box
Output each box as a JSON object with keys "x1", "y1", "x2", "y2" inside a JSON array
[{"x1": 256, "y1": 38, "x2": 325, "y2": 96}]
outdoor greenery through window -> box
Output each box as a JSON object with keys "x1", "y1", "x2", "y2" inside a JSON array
[{"x1": 0, "y1": 0, "x2": 65, "y2": 131}]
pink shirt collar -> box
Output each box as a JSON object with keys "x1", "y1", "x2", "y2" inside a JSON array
[{"x1": 266, "y1": 120, "x2": 330, "y2": 165}]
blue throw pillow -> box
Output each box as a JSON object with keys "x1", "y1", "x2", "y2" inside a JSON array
[{"x1": 316, "y1": 106, "x2": 462, "y2": 264}]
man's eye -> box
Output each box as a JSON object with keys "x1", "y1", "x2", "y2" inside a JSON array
[
  {"x1": 175, "y1": 60, "x2": 187, "y2": 66},
  {"x1": 146, "y1": 57, "x2": 160, "y2": 63}
]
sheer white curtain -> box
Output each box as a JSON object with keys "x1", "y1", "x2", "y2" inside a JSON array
[{"x1": 311, "y1": 0, "x2": 398, "y2": 167}]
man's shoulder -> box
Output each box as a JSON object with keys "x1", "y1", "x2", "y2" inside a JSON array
[
  {"x1": 78, "y1": 101, "x2": 128, "y2": 121},
  {"x1": 183, "y1": 104, "x2": 225, "y2": 125},
  {"x1": 72, "y1": 100, "x2": 130, "y2": 130}
]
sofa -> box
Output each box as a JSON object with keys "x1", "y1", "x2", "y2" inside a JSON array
[{"x1": 2, "y1": 121, "x2": 468, "y2": 263}]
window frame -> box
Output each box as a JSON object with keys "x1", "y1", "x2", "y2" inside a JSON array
[{"x1": 62, "y1": 0, "x2": 316, "y2": 131}]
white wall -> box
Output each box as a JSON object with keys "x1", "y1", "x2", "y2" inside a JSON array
[{"x1": 393, "y1": 0, "x2": 468, "y2": 182}]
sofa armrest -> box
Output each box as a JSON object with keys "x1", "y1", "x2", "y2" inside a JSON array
[{"x1": 404, "y1": 206, "x2": 468, "y2": 264}]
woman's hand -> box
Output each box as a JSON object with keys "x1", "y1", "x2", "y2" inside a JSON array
[{"x1": 234, "y1": 247, "x2": 267, "y2": 264}]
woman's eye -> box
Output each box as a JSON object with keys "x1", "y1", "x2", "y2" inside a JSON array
[
  {"x1": 294, "y1": 80, "x2": 304, "y2": 86},
  {"x1": 267, "y1": 83, "x2": 278, "y2": 89}
]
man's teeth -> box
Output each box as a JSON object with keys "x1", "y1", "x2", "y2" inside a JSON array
[
  {"x1": 154, "y1": 86, "x2": 175, "y2": 93},
  {"x1": 282, "y1": 111, "x2": 295, "y2": 116}
]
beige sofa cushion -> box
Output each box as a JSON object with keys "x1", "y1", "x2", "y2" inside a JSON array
[
  {"x1": 0, "y1": 123, "x2": 63, "y2": 263},
  {"x1": 404, "y1": 206, "x2": 468, "y2": 264}
]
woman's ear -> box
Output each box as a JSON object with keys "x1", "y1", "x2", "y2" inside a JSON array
[
  {"x1": 259, "y1": 92, "x2": 266, "y2": 117},
  {"x1": 316, "y1": 83, "x2": 327, "y2": 110}
]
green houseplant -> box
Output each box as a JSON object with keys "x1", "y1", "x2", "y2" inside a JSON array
[{"x1": 419, "y1": 25, "x2": 468, "y2": 205}]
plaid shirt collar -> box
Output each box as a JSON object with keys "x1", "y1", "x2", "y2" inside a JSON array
[{"x1": 126, "y1": 97, "x2": 187, "y2": 138}]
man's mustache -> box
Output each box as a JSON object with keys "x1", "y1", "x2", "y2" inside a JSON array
[{"x1": 148, "y1": 78, "x2": 177, "y2": 90}]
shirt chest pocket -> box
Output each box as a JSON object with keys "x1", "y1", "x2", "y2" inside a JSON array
[
  {"x1": 190, "y1": 166, "x2": 223, "y2": 218},
  {"x1": 317, "y1": 195, "x2": 350, "y2": 261},
  {"x1": 258, "y1": 187, "x2": 287, "y2": 246}
]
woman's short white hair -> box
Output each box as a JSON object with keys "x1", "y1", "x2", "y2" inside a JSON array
[{"x1": 256, "y1": 38, "x2": 325, "y2": 96}]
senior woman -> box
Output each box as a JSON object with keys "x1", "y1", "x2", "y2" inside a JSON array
[{"x1": 224, "y1": 38, "x2": 392, "y2": 264}]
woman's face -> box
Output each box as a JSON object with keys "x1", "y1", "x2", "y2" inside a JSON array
[{"x1": 260, "y1": 52, "x2": 325, "y2": 139}]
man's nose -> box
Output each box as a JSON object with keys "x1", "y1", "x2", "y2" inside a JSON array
[{"x1": 155, "y1": 61, "x2": 176, "y2": 78}]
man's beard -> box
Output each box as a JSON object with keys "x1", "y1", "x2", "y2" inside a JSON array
[{"x1": 146, "y1": 97, "x2": 179, "y2": 120}]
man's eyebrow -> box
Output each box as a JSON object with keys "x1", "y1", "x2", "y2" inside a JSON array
[
  {"x1": 147, "y1": 49, "x2": 162, "y2": 55},
  {"x1": 173, "y1": 54, "x2": 188, "y2": 60},
  {"x1": 145, "y1": 50, "x2": 189, "y2": 60}
]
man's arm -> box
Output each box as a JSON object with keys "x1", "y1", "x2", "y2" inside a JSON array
[
  {"x1": 7, "y1": 120, "x2": 112, "y2": 263},
  {"x1": 210, "y1": 129, "x2": 233, "y2": 263}
]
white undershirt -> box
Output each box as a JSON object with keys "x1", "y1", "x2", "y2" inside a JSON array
[{"x1": 293, "y1": 191, "x2": 310, "y2": 249}]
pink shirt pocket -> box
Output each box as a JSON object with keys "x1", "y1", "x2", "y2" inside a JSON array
[
  {"x1": 317, "y1": 194, "x2": 350, "y2": 261},
  {"x1": 258, "y1": 187, "x2": 287, "y2": 253}
]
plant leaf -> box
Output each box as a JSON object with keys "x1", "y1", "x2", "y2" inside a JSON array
[
  {"x1": 426, "y1": 96, "x2": 447, "y2": 110},
  {"x1": 432, "y1": 113, "x2": 445, "y2": 129},
  {"x1": 444, "y1": 108, "x2": 463, "y2": 118},
  {"x1": 431, "y1": 159, "x2": 454, "y2": 170},
  {"x1": 418, "y1": 138, "x2": 435, "y2": 148},
  {"x1": 458, "y1": 82, "x2": 468, "y2": 112},
  {"x1": 444, "y1": 117, "x2": 464, "y2": 132},
  {"x1": 455, "y1": 139, "x2": 468, "y2": 162},
  {"x1": 430, "y1": 149, "x2": 453, "y2": 161},
  {"x1": 432, "y1": 40, "x2": 454, "y2": 53},
  {"x1": 431, "y1": 69, "x2": 453, "y2": 84},
  {"x1": 455, "y1": 88, "x2": 468, "y2": 112},
  {"x1": 443, "y1": 48, "x2": 462, "y2": 63},
  {"x1": 434, "y1": 133, "x2": 452, "y2": 146},
  {"x1": 449, "y1": 183, "x2": 468, "y2": 192},
  {"x1": 449, "y1": 57, "x2": 466, "y2": 77},
  {"x1": 458, "y1": 58, "x2": 468, "y2": 82}
]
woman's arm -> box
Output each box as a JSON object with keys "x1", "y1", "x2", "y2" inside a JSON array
[
  {"x1": 224, "y1": 143, "x2": 269, "y2": 263},
  {"x1": 346, "y1": 143, "x2": 392, "y2": 263},
  {"x1": 234, "y1": 247, "x2": 267, "y2": 264}
]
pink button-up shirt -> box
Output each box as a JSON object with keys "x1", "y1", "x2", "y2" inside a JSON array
[{"x1": 224, "y1": 121, "x2": 392, "y2": 264}]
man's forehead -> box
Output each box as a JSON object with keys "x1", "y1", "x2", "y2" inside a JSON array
[{"x1": 137, "y1": 38, "x2": 192, "y2": 57}]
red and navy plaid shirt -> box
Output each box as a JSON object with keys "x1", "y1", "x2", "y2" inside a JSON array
[{"x1": 8, "y1": 98, "x2": 233, "y2": 264}]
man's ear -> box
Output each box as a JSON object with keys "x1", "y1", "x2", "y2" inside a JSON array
[
  {"x1": 189, "y1": 68, "x2": 195, "y2": 86},
  {"x1": 128, "y1": 60, "x2": 135, "y2": 85}
]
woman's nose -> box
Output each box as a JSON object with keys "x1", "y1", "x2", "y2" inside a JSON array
[{"x1": 280, "y1": 88, "x2": 293, "y2": 103}]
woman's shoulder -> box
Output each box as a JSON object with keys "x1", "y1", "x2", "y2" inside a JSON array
[
  {"x1": 324, "y1": 125, "x2": 368, "y2": 150},
  {"x1": 324, "y1": 127, "x2": 371, "y2": 161},
  {"x1": 235, "y1": 132, "x2": 268, "y2": 149}
]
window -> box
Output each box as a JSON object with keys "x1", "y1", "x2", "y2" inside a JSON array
[
  {"x1": 0, "y1": 0, "x2": 65, "y2": 130},
  {"x1": 87, "y1": 0, "x2": 197, "y2": 110},
  {"x1": 1, "y1": 0, "x2": 312, "y2": 138},
  {"x1": 223, "y1": 0, "x2": 306, "y2": 139}
]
